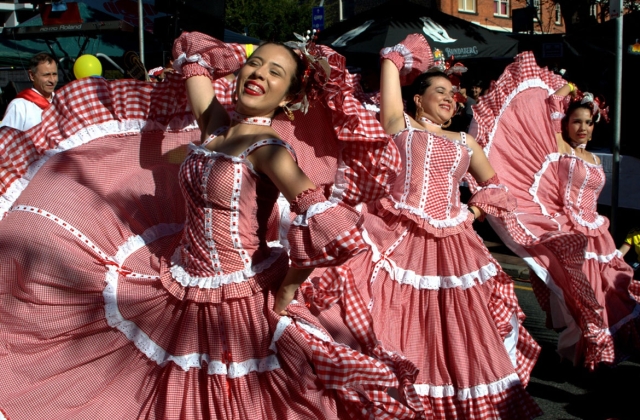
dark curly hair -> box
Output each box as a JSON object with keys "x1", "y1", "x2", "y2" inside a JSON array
[{"x1": 405, "y1": 69, "x2": 450, "y2": 117}]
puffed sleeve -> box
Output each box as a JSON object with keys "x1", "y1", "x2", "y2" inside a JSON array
[
  {"x1": 379, "y1": 33, "x2": 434, "y2": 86},
  {"x1": 172, "y1": 31, "x2": 249, "y2": 80},
  {"x1": 467, "y1": 174, "x2": 517, "y2": 219},
  {"x1": 287, "y1": 187, "x2": 367, "y2": 268},
  {"x1": 546, "y1": 94, "x2": 571, "y2": 134}
]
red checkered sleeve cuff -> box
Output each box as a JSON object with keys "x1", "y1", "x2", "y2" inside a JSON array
[
  {"x1": 288, "y1": 188, "x2": 366, "y2": 268},
  {"x1": 380, "y1": 33, "x2": 433, "y2": 86},
  {"x1": 468, "y1": 175, "x2": 517, "y2": 218},
  {"x1": 547, "y1": 94, "x2": 570, "y2": 133},
  {"x1": 172, "y1": 31, "x2": 246, "y2": 80}
]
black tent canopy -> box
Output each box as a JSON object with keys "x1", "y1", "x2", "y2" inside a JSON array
[{"x1": 318, "y1": 0, "x2": 518, "y2": 60}]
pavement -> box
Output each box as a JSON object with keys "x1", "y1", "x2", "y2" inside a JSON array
[{"x1": 487, "y1": 241, "x2": 640, "y2": 420}]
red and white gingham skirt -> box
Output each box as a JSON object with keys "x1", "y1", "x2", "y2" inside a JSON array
[
  {"x1": 316, "y1": 205, "x2": 543, "y2": 419},
  {"x1": 0, "y1": 131, "x2": 417, "y2": 420}
]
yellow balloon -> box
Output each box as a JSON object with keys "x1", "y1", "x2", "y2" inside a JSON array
[{"x1": 73, "y1": 54, "x2": 102, "y2": 79}]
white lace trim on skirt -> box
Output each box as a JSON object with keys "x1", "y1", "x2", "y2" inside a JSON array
[
  {"x1": 391, "y1": 199, "x2": 470, "y2": 229},
  {"x1": 168, "y1": 246, "x2": 286, "y2": 289},
  {"x1": 380, "y1": 257, "x2": 498, "y2": 290},
  {"x1": 104, "y1": 224, "x2": 288, "y2": 376},
  {"x1": 584, "y1": 249, "x2": 622, "y2": 263},
  {"x1": 1, "y1": 118, "x2": 197, "y2": 219},
  {"x1": 413, "y1": 372, "x2": 522, "y2": 400},
  {"x1": 483, "y1": 78, "x2": 556, "y2": 159}
]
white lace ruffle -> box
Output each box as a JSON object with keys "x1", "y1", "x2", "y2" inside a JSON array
[
  {"x1": 114, "y1": 223, "x2": 184, "y2": 265},
  {"x1": 378, "y1": 257, "x2": 498, "y2": 290},
  {"x1": 529, "y1": 153, "x2": 561, "y2": 217},
  {"x1": 584, "y1": 249, "x2": 621, "y2": 263},
  {"x1": 269, "y1": 317, "x2": 292, "y2": 351},
  {"x1": 291, "y1": 200, "x2": 338, "y2": 227},
  {"x1": 103, "y1": 224, "x2": 286, "y2": 376},
  {"x1": 1, "y1": 118, "x2": 198, "y2": 220},
  {"x1": 413, "y1": 372, "x2": 522, "y2": 400},
  {"x1": 329, "y1": 149, "x2": 348, "y2": 204},
  {"x1": 570, "y1": 211, "x2": 605, "y2": 229},
  {"x1": 391, "y1": 199, "x2": 470, "y2": 229},
  {"x1": 483, "y1": 78, "x2": 556, "y2": 159},
  {"x1": 295, "y1": 319, "x2": 331, "y2": 343},
  {"x1": 380, "y1": 43, "x2": 413, "y2": 76},
  {"x1": 168, "y1": 246, "x2": 285, "y2": 289},
  {"x1": 172, "y1": 52, "x2": 214, "y2": 74}
]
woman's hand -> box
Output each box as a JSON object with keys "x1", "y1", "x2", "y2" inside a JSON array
[{"x1": 273, "y1": 267, "x2": 315, "y2": 315}]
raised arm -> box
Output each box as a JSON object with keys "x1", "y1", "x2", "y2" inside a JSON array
[
  {"x1": 172, "y1": 31, "x2": 250, "y2": 135},
  {"x1": 379, "y1": 34, "x2": 434, "y2": 135},
  {"x1": 548, "y1": 83, "x2": 575, "y2": 151},
  {"x1": 379, "y1": 59, "x2": 406, "y2": 135},
  {"x1": 184, "y1": 76, "x2": 230, "y2": 134}
]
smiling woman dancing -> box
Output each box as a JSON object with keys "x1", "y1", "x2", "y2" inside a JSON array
[
  {"x1": 314, "y1": 34, "x2": 542, "y2": 419},
  {"x1": 472, "y1": 51, "x2": 640, "y2": 371},
  {"x1": 0, "y1": 33, "x2": 417, "y2": 419}
]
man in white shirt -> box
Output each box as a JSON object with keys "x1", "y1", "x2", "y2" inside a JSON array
[{"x1": 1, "y1": 52, "x2": 58, "y2": 130}]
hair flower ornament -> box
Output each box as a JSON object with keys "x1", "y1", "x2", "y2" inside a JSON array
[
  {"x1": 572, "y1": 90, "x2": 609, "y2": 123},
  {"x1": 284, "y1": 29, "x2": 332, "y2": 114}
]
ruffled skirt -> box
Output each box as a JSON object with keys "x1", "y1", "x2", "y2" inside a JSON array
[
  {"x1": 0, "y1": 78, "x2": 415, "y2": 420},
  {"x1": 471, "y1": 51, "x2": 640, "y2": 370},
  {"x1": 314, "y1": 204, "x2": 542, "y2": 419}
]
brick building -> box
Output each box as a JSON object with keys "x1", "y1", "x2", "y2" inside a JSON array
[
  {"x1": 345, "y1": 0, "x2": 567, "y2": 34},
  {"x1": 442, "y1": 0, "x2": 565, "y2": 33}
]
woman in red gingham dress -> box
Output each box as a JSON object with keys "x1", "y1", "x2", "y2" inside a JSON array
[
  {"x1": 471, "y1": 51, "x2": 640, "y2": 371},
  {"x1": 0, "y1": 33, "x2": 419, "y2": 419},
  {"x1": 315, "y1": 34, "x2": 542, "y2": 419}
]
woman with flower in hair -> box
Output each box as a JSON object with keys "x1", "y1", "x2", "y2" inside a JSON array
[
  {"x1": 0, "y1": 31, "x2": 419, "y2": 419},
  {"x1": 472, "y1": 51, "x2": 640, "y2": 371},
  {"x1": 314, "y1": 33, "x2": 542, "y2": 419}
]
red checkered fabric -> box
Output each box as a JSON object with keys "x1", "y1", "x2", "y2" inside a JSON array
[
  {"x1": 472, "y1": 51, "x2": 640, "y2": 370},
  {"x1": 0, "y1": 76, "x2": 194, "y2": 220},
  {"x1": 173, "y1": 31, "x2": 247, "y2": 80},
  {"x1": 0, "y1": 70, "x2": 410, "y2": 418},
  {"x1": 306, "y1": 114, "x2": 543, "y2": 416},
  {"x1": 379, "y1": 34, "x2": 434, "y2": 86},
  {"x1": 175, "y1": 31, "x2": 400, "y2": 207}
]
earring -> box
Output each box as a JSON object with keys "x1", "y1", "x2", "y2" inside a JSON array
[
  {"x1": 442, "y1": 119, "x2": 452, "y2": 128},
  {"x1": 415, "y1": 105, "x2": 424, "y2": 120},
  {"x1": 282, "y1": 104, "x2": 294, "y2": 121}
]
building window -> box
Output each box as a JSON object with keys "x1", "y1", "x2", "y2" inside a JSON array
[
  {"x1": 555, "y1": 4, "x2": 562, "y2": 24},
  {"x1": 458, "y1": 0, "x2": 476, "y2": 13},
  {"x1": 494, "y1": 0, "x2": 509, "y2": 17},
  {"x1": 532, "y1": 0, "x2": 541, "y2": 21}
]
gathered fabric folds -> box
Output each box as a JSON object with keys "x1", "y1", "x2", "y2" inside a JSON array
[
  {"x1": 0, "y1": 67, "x2": 416, "y2": 419},
  {"x1": 310, "y1": 111, "x2": 542, "y2": 419},
  {"x1": 472, "y1": 51, "x2": 640, "y2": 370}
]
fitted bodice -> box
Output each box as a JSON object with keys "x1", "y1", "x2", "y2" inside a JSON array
[
  {"x1": 385, "y1": 118, "x2": 472, "y2": 230},
  {"x1": 558, "y1": 154, "x2": 605, "y2": 230},
  {"x1": 175, "y1": 140, "x2": 292, "y2": 283}
]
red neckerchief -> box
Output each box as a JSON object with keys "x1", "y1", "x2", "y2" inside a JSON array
[{"x1": 15, "y1": 88, "x2": 52, "y2": 110}]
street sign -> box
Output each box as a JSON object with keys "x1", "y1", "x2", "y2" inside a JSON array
[
  {"x1": 610, "y1": 0, "x2": 622, "y2": 19},
  {"x1": 312, "y1": 7, "x2": 324, "y2": 30}
]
